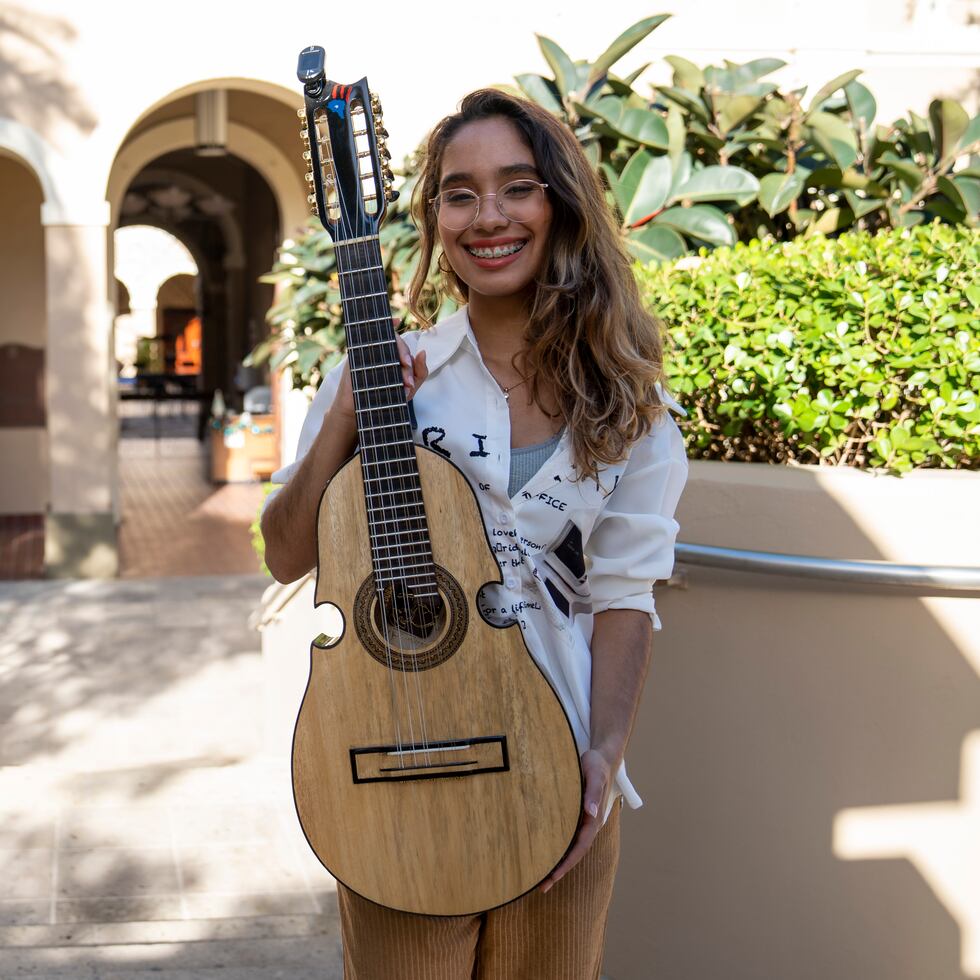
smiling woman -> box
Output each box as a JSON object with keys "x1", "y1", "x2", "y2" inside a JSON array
[{"x1": 261, "y1": 86, "x2": 688, "y2": 980}]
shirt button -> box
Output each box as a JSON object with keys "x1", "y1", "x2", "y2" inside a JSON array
[
  {"x1": 505, "y1": 576, "x2": 518, "y2": 589},
  {"x1": 499, "y1": 513, "x2": 510, "y2": 525}
]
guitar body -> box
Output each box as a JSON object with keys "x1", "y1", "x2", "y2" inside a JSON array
[{"x1": 292, "y1": 446, "x2": 583, "y2": 915}]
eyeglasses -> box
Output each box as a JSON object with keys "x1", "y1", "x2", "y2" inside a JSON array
[{"x1": 429, "y1": 179, "x2": 549, "y2": 231}]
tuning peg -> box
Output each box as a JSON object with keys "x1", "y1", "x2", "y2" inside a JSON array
[
  {"x1": 300, "y1": 129, "x2": 309, "y2": 141},
  {"x1": 305, "y1": 172, "x2": 315, "y2": 183},
  {"x1": 307, "y1": 193, "x2": 317, "y2": 204},
  {"x1": 375, "y1": 126, "x2": 389, "y2": 139},
  {"x1": 379, "y1": 146, "x2": 391, "y2": 161},
  {"x1": 302, "y1": 150, "x2": 312, "y2": 161},
  {"x1": 387, "y1": 188, "x2": 400, "y2": 203},
  {"x1": 297, "y1": 107, "x2": 307, "y2": 119}
]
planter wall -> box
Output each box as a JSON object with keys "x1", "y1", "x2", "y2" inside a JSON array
[{"x1": 604, "y1": 461, "x2": 980, "y2": 980}]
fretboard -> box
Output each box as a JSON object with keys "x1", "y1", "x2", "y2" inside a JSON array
[{"x1": 335, "y1": 235, "x2": 437, "y2": 597}]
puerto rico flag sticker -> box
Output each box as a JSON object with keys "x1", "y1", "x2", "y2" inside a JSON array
[{"x1": 326, "y1": 84, "x2": 352, "y2": 119}]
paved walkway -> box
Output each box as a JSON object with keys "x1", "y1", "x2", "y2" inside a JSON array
[
  {"x1": 0, "y1": 574, "x2": 342, "y2": 978},
  {"x1": 116, "y1": 416, "x2": 266, "y2": 579}
]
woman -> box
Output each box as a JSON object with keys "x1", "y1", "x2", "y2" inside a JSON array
[{"x1": 262, "y1": 88, "x2": 688, "y2": 979}]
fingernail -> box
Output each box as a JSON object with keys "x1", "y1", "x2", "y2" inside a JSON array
[{"x1": 588, "y1": 802, "x2": 598, "y2": 818}]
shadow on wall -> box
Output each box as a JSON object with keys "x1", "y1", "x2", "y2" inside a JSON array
[
  {"x1": 0, "y1": 5, "x2": 97, "y2": 138},
  {"x1": 604, "y1": 465, "x2": 980, "y2": 980}
]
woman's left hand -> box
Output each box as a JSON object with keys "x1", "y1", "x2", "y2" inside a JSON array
[{"x1": 538, "y1": 748, "x2": 613, "y2": 893}]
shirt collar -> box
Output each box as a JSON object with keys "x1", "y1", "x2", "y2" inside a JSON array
[
  {"x1": 414, "y1": 306, "x2": 476, "y2": 374},
  {"x1": 416, "y1": 304, "x2": 687, "y2": 417}
]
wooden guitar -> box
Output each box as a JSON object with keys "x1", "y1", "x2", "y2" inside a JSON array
[{"x1": 290, "y1": 46, "x2": 582, "y2": 916}]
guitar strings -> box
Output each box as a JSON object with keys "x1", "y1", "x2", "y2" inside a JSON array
[
  {"x1": 334, "y1": 178, "x2": 407, "y2": 760},
  {"x1": 335, "y1": 142, "x2": 433, "y2": 766},
  {"x1": 353, "y1": 222, "x2": 434, "y2": 768}
]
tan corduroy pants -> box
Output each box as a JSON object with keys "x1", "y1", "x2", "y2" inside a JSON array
[{"x1": 336, "y1": 800, "x2": 621, "y2": 980}]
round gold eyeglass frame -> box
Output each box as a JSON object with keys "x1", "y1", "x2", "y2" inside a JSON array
[{"x1": 428, "y1": 180, "x2": 550, "y2": 231}]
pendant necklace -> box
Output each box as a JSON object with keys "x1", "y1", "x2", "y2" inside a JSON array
[{"x1": 491, "y1": 371, "x2": 533, "y2": 402}]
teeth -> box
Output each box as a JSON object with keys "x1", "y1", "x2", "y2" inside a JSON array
[{"x1": 467, "y1": 241, "x2": 527, "y2": 259}]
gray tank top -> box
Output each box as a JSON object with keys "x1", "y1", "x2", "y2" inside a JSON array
[{"x1": 508, "y1": 429, "x2": 563, "y2": 498}]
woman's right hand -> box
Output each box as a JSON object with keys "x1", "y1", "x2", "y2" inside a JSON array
[{"x1": 332, "y1": 327, "x2": 429, "y2": 427}]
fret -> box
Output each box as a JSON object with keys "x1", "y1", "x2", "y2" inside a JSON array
[
  {"x1": 375, "y1": 571, "x2": 437, "y2": 584},
  {"x1": 335, "y1": 234, "x2": 380, "y2": 247},
  {"x1": 358, "y1": 382, "x2": 403, "y2": 393},
  {"x1": 349, "y1": 339, "x2": 398, "y2": 351},
  {"x1": 366, "y1": 501, "x2": 426, "y2": 515},
  {"x1": 362, "y1": 474, "x2": 417, "y2": 485},
  {"x1": 346, "y1": 315, "x2": 394, "y2": 330},
  {"x1": 371, "y1": 540, "x2": 432, "y2": 554},
  {"x1": 371, "y1": 558, "x2": 434, "y2": 572},
  {"x1": 355, "y1": 404, "x2": 409, "y2": 416},
  {"x1": 362, "y1": 455, "x2": 417, "y2": 466},
  {"x1": 361, "y1": 421, "x2": 413, "y2": 433},
  {"x1": 342, "y1": 289, "x2": 388, "y2": 301},
  {"x1": 339, "y1": 265, "x2": 385, "y2": 276},
  {"x1": 366, "y1": 515, "x2": 428, "y2": 528},
  {"x1": 350, "y1": 362, "x2": 401, "y2": 375},
  {"x1": 364, "y1": 487, "x2": 422, "y2": 499},
  {"x1": 369, "y1": 528, "x2": 431, "y2": 542},
  {"x1": 360, "y1": 436, "x2": 416, "y2": 450}
]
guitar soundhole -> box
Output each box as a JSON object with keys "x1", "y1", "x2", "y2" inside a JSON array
[
  {"x1": 374, "y1": 584, "x2": 443, "y2": 641},
  {"x1": 354, "y1": 565, "x2": 468, "y2": 671}
]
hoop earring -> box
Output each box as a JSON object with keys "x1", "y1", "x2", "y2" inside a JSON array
[{"x1": 437, "y1": 253, "x2": 452, "y2": 275}]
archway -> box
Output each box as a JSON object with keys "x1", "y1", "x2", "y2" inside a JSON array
[
  {"x1": 108, "y1": 83, "x2": 295, "y2": 577},
  {"x1": 0, "y1": 152, "x2": 46, "y2": 578}
]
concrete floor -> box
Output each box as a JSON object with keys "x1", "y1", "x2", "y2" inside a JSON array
[{"x1": 0, "y1": 575, "x2": 342, "y2": 978}]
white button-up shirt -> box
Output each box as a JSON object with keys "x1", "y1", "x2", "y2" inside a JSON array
[{"x1": 270, "y1": 306, "x2": 688, "y2": 812}]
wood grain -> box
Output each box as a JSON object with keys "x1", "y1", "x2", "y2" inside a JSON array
[{"x1": 292, "y1": 445, "x2": 583, "y2": 915}]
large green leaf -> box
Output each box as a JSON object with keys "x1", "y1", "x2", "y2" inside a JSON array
[
  {"x1": 666, "y1": 151, "x2": 693, "y2": 202},
  {"x1": 758, "y1": 170, "x2": 807, "y2": 216},
  {"x1": 652, "y1": 204, "x2": 735, "y2": 246},
  {"x1": 669, "y1": 165, "x2": 760, "y2": 206},
  {"x1": 626, "y1": 224, "x2": 687, "y2": 264},
  {"x1": 842, "y1": 189, "x2": 884, "y2": 219},
  {"x1": 589, "y1": 96, "x2": 670, "y2": 148},
  {"x1": 958, "y1": 113, "x2": 980, "y2": 152},
  {"x1": 605, "y1": 149, "x2": 672, "y2": 226},
  {"x1": 879, "y1": 152, "x2": 925, "y2": 190},
  {"x1": 587, "y1": 15, "x2": 671, "y2": 87},
  {"x1": 715, "y1": 93, "x2": 766, "y2": 133},
  {"x1": 514, "y1": 73, "x2": 563, "y2": 114},
  {"x1": 936, "y1": 175, "x2": 969, "y2": 216},
  {"x1": 805, "y1": 69, "x2": 863, "y2": 116},
  {"x1": 951, "y1": 175, "x2": 980, "y2": 217},
  {"x1": 665, "y1": 103, "x2": 686, "y2": 163},
  {"x1": 536, "y1": 34, "x2": 577, "y2": 96},
  {"x1": 653, "y1": 86, "x2": 710, "y2": 123},
  {"x1": 929, "y1": 99, "x2": 970, "y2": 162},
  {"x1": 664, "y1": 55, "x2": 704, "y2": 92},
  {"x1": 807, "y1": 111, "x2": 859, "y2": 171},
  {"x1": 844, "y1": 80, "x2": 876, "y2": 134}
]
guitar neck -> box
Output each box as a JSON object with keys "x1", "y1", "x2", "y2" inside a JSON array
[{"x1": 334, "y1": 235, "x2": 436, "y2": 596}]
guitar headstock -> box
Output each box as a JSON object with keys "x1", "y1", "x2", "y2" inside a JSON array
[{"x1": 296, "y1": 45, "x2": 397, "y2": 243}]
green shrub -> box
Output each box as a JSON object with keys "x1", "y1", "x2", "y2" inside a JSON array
[
  {"x1": 250, "y1": 482, "x2": 276, "y2": 576},
  {"x1": 641, "y1": 221, "x2": 979, "y2": 472}
]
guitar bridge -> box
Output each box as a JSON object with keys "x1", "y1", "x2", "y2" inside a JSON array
[{"x1": 350, "y1": 735, "x2": 509, "y2": 784}]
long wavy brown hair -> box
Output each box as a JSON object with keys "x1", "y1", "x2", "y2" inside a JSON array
[{"x1": 409, "y1": 88, "x2": 668, "y2": 482}]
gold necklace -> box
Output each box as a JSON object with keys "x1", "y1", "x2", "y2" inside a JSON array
[{"x1": 491, "y1": 371, "x2": 532, "y2": 402}]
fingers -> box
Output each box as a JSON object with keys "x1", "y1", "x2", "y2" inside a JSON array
[
  {"x1": 539, "y1": 814, "x2": 600, "y2": 894},
  {"x1": 394, "y1": 332, "x2": 414, "y2": 394},
  {"x1": 395, "y1": 332, "x2": 428, "y2": 399},
  {"x1": 539, "y1": 754, "x2": 610, "y2": 894}
]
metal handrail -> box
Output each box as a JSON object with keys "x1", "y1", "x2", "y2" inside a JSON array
[{"x1": 675, "y1": 542, "x2": 980, "y2": 591}]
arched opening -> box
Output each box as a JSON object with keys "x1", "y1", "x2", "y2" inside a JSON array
[
  {"x1": 108, "y1": 83, "x2": 297, "y2": 578},
  {"x1": 0, "y1": 151, "x2": 46, "y2": 578}
]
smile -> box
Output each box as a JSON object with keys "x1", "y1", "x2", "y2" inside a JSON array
[{"x1": 464, "y1": 241, "x2": 527, "y2": 259}]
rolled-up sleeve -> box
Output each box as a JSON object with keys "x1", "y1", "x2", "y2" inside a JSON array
[
  {"x1": 587, "y1": 412, "x2": 688, "y2": 631},
  {"x1": 263, "y1": 356, "x2": 348, "y2": 513}
]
